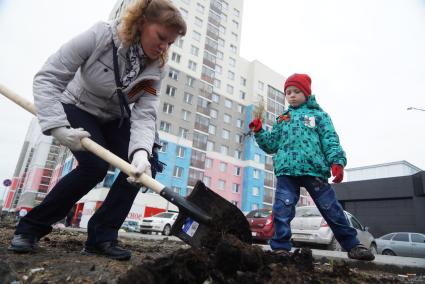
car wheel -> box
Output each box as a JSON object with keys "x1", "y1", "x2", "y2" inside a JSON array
[
  {"x1": 382, "y1": 249, "x2": 396, "y2": 256},
  {"x1": 162, "y1": 224, "x2": 171, "y2": 236},
  {"x1": 370, "y1": 243, "x2": 377, "y2": 255},
  {"x1": 327, "y1": 237, "x2": 342, "y2": 251}
]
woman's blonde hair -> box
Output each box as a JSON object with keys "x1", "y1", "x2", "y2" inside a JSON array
[{"x1": 119, "y1": 0, "x2": 187, "y2": 66}]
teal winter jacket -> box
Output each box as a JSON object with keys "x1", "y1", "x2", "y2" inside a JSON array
[{"x1": 254, "y1": 95, "x2": 346, "y2": 179}]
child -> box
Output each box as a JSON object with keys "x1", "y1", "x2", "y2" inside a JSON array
[{"x1": 249, "y1": 73, "x2": 374, "y2": 261}]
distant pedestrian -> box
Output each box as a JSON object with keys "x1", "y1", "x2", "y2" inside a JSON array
[{"x1": 249, "y1": 73, "x2": 375, "y2": 261}]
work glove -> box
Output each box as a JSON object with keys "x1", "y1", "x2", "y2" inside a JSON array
[
  {"x1": 51, "y1": 126, "x2": 91, "y2": 151},
  {"x1": 249, "y1": 118, "x2": 263, "y2": 133},
  {"x1": 127, "y1": 150, "x2": 152, "y2": 185},
  {"x1": 331, "y1": 164, "x2": 344, "y2": 183}
]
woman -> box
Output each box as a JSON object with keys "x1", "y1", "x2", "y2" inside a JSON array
[{"x1": 9, "y1": 0, "x2": 186, "y2": 261}]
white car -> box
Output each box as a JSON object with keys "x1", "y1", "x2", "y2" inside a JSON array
[
  {"x1": 291, "y1": 206, "x2": 375, "y2": 251},
  {"x1": 140, "y1": 211, "x2": 178, "y2": 236}
]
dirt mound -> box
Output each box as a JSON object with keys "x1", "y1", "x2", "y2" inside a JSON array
[{"x1": 118, "y1": 234, "x2": 401, "y2": 284}]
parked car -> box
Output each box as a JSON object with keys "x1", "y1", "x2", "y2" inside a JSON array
[
  {"x1": 375, "y1": 232, "x2": 425, "y2": 258},
  {"x1": 140, "y1": 211, "x2": 178, "y2": 236},
  {"x1": 291, "y1": 206, "x2": 375, "y2": 251},
  {"x1": 246, "y1": 208, "x2": 274, "y2": 242},
  {"x1": 120, "y1": 220, "x2": 140, "y2": 233}
]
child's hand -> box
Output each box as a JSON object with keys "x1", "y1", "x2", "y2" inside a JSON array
[
  {"x1": 249, "y1": 118, "x2": 263, "y2": 133},
  {"x1": 331, "y1": 164, "x2": 344, "y2": 183}
]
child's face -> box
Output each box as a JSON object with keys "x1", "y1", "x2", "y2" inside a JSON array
[{"x1": 285, "y1": 86, "x2": 307, "y2": 107}]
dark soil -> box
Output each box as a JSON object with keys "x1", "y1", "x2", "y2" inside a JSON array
[{"x1": 0, "y1": 218, "x2": 418, "y2": 284}]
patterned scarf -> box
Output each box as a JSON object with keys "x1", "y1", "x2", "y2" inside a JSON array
[{"x1": 121, "y1": 42, "x2": 148, "y2": 87}]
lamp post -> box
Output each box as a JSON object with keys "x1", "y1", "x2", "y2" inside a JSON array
[{"x1": 407, "y1": 107, "x2": 425, "y2": 112}]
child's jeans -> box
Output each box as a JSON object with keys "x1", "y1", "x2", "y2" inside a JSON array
[{"x1": 269, "y1": 175, "x2": 359, "y2": 252}]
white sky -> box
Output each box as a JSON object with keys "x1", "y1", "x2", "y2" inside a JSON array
[{"x1": 1, "y1": 0, "x2": 425, "y2": 198}]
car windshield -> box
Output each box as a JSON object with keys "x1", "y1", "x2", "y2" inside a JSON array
[
  {"x1": 295, "y1": 207, "x2": 322, "y2": 217},
  {"x1": 153, "y1": 212, "x2": 175, "y2": 218}
]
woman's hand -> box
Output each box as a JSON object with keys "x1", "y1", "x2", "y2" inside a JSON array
[{"x1": 51, "y1": 126, "x2": 90, "y2": 151}]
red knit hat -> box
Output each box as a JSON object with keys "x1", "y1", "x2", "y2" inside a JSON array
[{"x1": 284, "y1": 73, "x2": 312, "y2": 96}]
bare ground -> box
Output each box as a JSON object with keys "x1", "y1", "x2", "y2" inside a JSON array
[{"x1": 0, "y1": 219, "x2": 422, "y2": 284}]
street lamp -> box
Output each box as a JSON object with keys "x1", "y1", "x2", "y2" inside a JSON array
[{"x1": 407, "y1": 107, "x2": 425, "y2": 112}]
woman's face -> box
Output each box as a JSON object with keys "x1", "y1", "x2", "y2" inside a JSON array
[{"x1": 139, "y1": 22, "x2": 179, "y2": 60}]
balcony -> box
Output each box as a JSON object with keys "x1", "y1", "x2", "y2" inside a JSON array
[
  {"x1": 203, "y1": 57, "x2": 216, "y2": 69},
  {"x1": 194, "y1": 122, "x2": 209, "y2": 133},
  {"x1": 201, "y1": 73, "x2": 214, "y2": 84},
  {"x1": 210, "y1": 0, "x2": 222, "y2": 14},
  {"x1": 206, "y1": 29, "x2": 219, "y2": 41},
  {"x1": 204, "y1": 42, "x2": 218, "y2": 55}
]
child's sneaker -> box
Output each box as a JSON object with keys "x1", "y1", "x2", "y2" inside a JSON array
[{"x1": 348, "y1": 244, "x2": 375, "y2": 261}]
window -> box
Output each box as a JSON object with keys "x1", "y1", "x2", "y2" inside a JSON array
[
  {"x1": 179, "y1": 7, "x2": 188, "y2": 19},
  {"x1": 213, "y1": 79, "x2": 221, "y2": 88},
  {"x1": 173, "y1": 166, "x2": 183, "y2": 178},
  {"x1": 181, "y1": 109, "x2": 191, "y2": 121},
  {"x1": 230, "y1": 44, "x2": 237, "y2": 54},
  {"x1": 216, "y1": 51, "x2": 224, "y2": 60},
  {"x1": 222, "y1": 129, "x2": 230, "y2": 139},
  {"x1": 224, "y1": 98, "x2": 233, "y2": 108},
  {"x1": 253, "y1": 169, "x2": 260, "y2": 179},
  {"x1": 234, "y1": 150, "x2": 242, "y2": 159},
  {"x1": 237, "y1": 104, "x2": 244, "y2": 113},
  {"x1": 188, "y1": 60, "x2": 197, "y2": 71},
  {"x1": 218, "y1": 38, "x2": 225, "y2": 47},
  {"x1": 172, "y1": 186, "x2": 181, "y2": 194},
  {"x1": 220, "y1": 145, "x2": 229, "y2": 155},
  {"x1": 215, "y1": 64, "x2": 222, "y2": 74},
  {"x1": 184, "y1": 92, "x2": 193, "y2": 104},
  {"x1": 254, "y1": 154, "x2": 260, "y2": 163},
  {"x1": 176, "y1": 146, "x2": 185, "y2": 158},
  {"x1": 208, "y1": 124, "x2": 216, "y2": 135},
  {"x1": 229, "y1": 57, "x2": 236, "y2": 67},
  {"x1": 181, "y1": 0, "x2": 190, "y2": 4},
  {"x1": 194, "y1": 17, "x2": 203, "y2": 27},
  {"x1": 252, "y1": 187, "x2": 259, "y2": 196},
  {"x1": 212, "y1": 93, "x2": 220, "y2": 103},
  {"x1": 240, "y1": 77, "x2": 246, "y2": 86},
  {"x1": 203, "y1": 176, "x2": 211, "y2": 186},
  {"x1": 190, "y1": 45, "x2": 199, "y2": 56},
  {"x1": 239, "y1": 91, "x2": 246, "y2": 100},
  {"x1": 178, "y1": 127, "x2": 189, "y2": 138},
  {"x1": 207, "y1": 141, "x2": 215, "y2": 151},
  {"x1": 349, "y1": 216, "x2": 363, "y2": 230},
  {"x1": 196, "y1": 3, "x2": 204, "y2": 13},
  {"x1": 159, "y1": 121, "x2": 171, "y2": 132},
  {"x1": 219, "y1": 162, "x2": 227, "y2": 172},
  {"x1": 168, "y1": 68, "x2": 179, "y2": 80},
  {"x1": 232, "y1": 20, "x2": 239, "y2": 29},
  {"x1": 234, "y1": 8, "x2": 240, "y2": 17},
  {"x1": 186, "y1": 76, "x2": 195, "y2": 87},
  {"x1": 159, "y1": 141, "x2": 168, "y2": 152},
  {"x1": 228, "y1": 71, "x2": 235, "y2": 80},
  {"x1": 166, "y1": 85, "x2": 176, "y2": 97},
  {"x1": 162, "y1": 103, "x2": 174, "y2": 114},
  {"x1": 176, "y1": 38, "x2": 184, "y2": 48},
  {"x1": 223, "y1": 113, "x2": 231, "y2": 123},
  {"x1": 210, "y1": 108, "x2": 218, "y2": 118},
  {"x1": 412, "y1": 234, "x2": 425, "y2": 243},
  {"x1": 192, "y1": 31, "x2": 201, "y2": 42},
  {"x1": 171, "y1": 52, "x2": 181, "y2": 63},
  {"x1": 205, "y1": 158, "x2": 212, "y2": 168},
  {"x1": 232, "y1": 183, "x2": 239, "y2": 193},
  {"x1": 258, "y1": 81, "x2": 264, "y2": 91},
  {"x1": 219, "y1": 25, "x2": 226, "y2": 35},
  {"x1": 381, "y1": 233, "x2": 395, "y2": 240},
  {"x1": 393, "y1": 233, "x2": 409, "y2": 242},
  {"x1": 226, "y1": 84, "x2": 234, "y2": 95},
  {"x1": 234, "y1": 166, "x2": 241, "y2": 176},
  {"x1": 235, "y1": 134, "x2": 242, "y2": 143},
  {"x1": 218, "y1": 179, "x2": 226, "y2": 190}
]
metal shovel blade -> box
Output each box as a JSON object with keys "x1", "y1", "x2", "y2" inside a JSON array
[{"x1": 171, "y1": 180, "x2": 252, "y2": 248}]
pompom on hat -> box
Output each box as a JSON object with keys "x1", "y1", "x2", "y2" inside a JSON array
[{"x1": 284, "y1": 73, "x2": 312, "y2": 97}]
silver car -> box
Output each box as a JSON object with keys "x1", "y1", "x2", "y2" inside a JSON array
[
  {"x1": 375, "y1": 232, "x2": 425, "y2": 258},
  {"x1": 140, "y1": 211, "x2": 178, "y2": 236},
  {"x1": 291, "y1": 206, "x2": 375, "y2": 251}
]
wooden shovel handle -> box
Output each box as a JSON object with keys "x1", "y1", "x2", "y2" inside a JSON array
[{"x1": 0, "y1": 83, "x2": 165, "y2": 194}]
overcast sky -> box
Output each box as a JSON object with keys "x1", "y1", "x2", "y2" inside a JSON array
[{"x1": 1, "y1": 0, "x2": 425, "y2": 199}]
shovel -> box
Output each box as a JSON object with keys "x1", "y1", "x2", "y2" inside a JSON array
[{"x1": 0, "y1": 84, "x2": 252, "y2": 247}]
